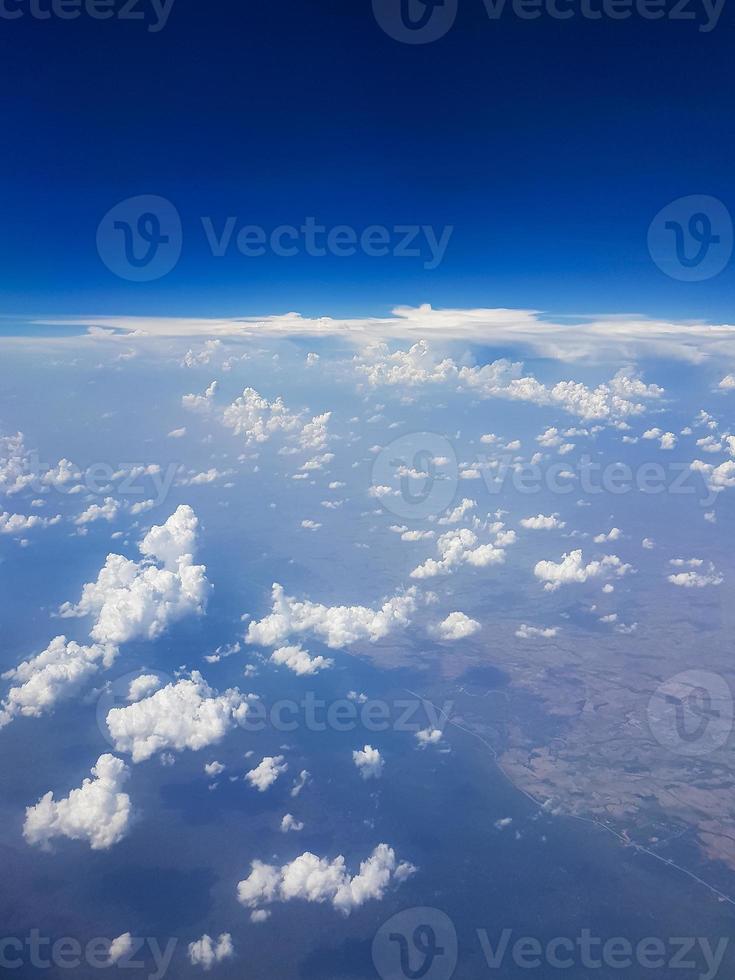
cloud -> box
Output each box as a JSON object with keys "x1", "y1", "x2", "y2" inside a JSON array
[
  {"x1": 520, "y1": 514, "x2": 565, "y2": 530},
  {"x1": 353, "y1": 745, "x2": 384, "y2": 780},
  {"x1": 415, "y1": 727, "x2": 443, "y2": 748},
  {"x1": 74, "y1": 497, "x2": 120, "y2": 526},
  {"x1": 127, "y1": 674, "x2": 162, "y2": 702},
  {"x1": 434, "y1": 612, "x2": 481, "y2": 640},
  {"x1": 59, "y1": 506, "x2": 210, "y2": 646},
  {"x1": 667, "y1": 559, "x2": 723, "y2": 588},
  {"x1": 515, "y1": 624, "x2": 558, "y2": 639},
  {"x1": 437, "y1": 498, "x2": 476, "y2": 525},
  {"x1": 410, "y1": 526, "x2": 510, "y2": 579},
  {"x1": 0, "y1": 511, "x2": 61, "y2": 535},
  {"x1": 188, "y1": 934, "x2": 234, "y2": 971},
  {"x1": 246, "y1": 583, "x2": 417, "y2": 649},
  {"x1": 270, "y1": 644, "x2": 333, "y2": 676},
  {"x1": 534, "y1": 550, "x2": 633, "y2": 592},
  {"x1": 281, "y1": 813, "x2": 304, "y2": 833},
  {"x1": 236, "y1": 844, "x2": 415, "y2": 917},
  {"x1": 246, "y1": 755, "x2": 288, "y2": 792},
  {"x1": 106, "y1": 671, "x2": 252, "y2": 763},
  {"x1": 108, "y1": 934, "x2": 133, "y2": 965},
  {"x1": 0, "y1": 636, "x2": 117, "y2": 729},
  {"x1": 23, "y1": 755, "x2": 132, "y2": 851}
]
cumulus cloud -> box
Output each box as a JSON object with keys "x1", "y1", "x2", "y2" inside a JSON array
[
  {"x1": 353, "y1": 745, "x2": 384, "y2": 780},
  {"x1": 281, "y1": 813, "x2": 304, "y2": 833},
  {"x1": 74, "y1": 498, "x2": 120, "y2": 526},
  {"x1": 437, "y1": 498, "x2": 476, "y2": 525},
  {"x1": 106, "y1": 671, "x2": 252, "y2": 763},
  {"x1": 188, "y1": 934, "x2": 234, "y2": 971},
  {"x1": 434, "y1": 612, "x2": 481, "y2": 640},
  {"x1": 355, "y1": 341, "x2": 663, "y2": 422},
  {"x1": 246, "y1": 755, "x2": 288, "y2": 792},
  {"x1": 246, "y1": 584, "x2": 417, "y2": 649},
  {"x1": 59, "y1": 506, "x2": 210, "y2": 646},
  {"x1": 534, "y1": 550, "x2": 633, "y2": 592},
  {"x1": 236, "y1": 844, "x2": 415, "y2": 917},
  {"x1": 515, "y1": 624, "x2": 558, "y2": 638},
  {"x1": 23, "y1": 755, "x2": 132, "y2": 851},
  {"x1": 415, "y1": 727, "x2": 443, "y2": 748},
  {"x1": 520, "y1": 514, "x2": 565, "y2": 530},
  {"x1": 270, "y1": 644, "x2": 333, "y2": 675},
  {"x1": 127, "y1": 674, "x2": 163, "y2": 702},
  {"x1": 0, "y1": 511, "x2": 61, "y2": 535},
  {"x1": 667, "y1": 559, "x2": 723, "y2": 588},
  {"x1": 410, "y1": 525, "x2": 511, "y2": 579},
  {"x1": 0, "y1": 636, "x2": 117, "y2": 729},
  {"x1": 107, "y1": 934, "x2": 133, "y2": 965}
]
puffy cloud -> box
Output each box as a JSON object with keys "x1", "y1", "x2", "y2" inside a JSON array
[
  {"x1": 204, "y1": 761, "x2": 225, "y2": 777},
  {"x1": 355, "y1": 342, "x2": 663, "y2": 422},
  {"x1": 437, "y1": 498, "x2": 476, "y2": 525},
  {"x1": 515, "y1": 624, "x2": 558, "y2": 639},
  {"x1": 127, "y1": 674, "x2": 162, "y2": 702},
  {"x1": 270, "y1": 644, "x2": 333, "y2": 676},
  {"x1": 410, "y1": 526, "x2": 510, "y2": 579},
  {"x1": 690, "y1": 459, "x2": 735, "y2": 493},
  {"x1": 246, "y1": 755, "x2": 288, "y2": 792},
  {"x1": 593, "y1": 527, "x2": 621, "y2": 544},
  {"x1": 106, "y1": 672, "x2": 251, "y2": 763},
  {"x1": 188, "y1": 934, "x2": 234, "y2": 971},
  {"x1": 246, "y1": 584, "x2": 417, "y2": 649},
  {"x1": 59, "y1": 506, "x2": 210, "y2": 646},
  {"x1": 23, "y1": 755, "x2": 132, "y2": 851},
  {"x1": 415, "y1": 727, "x2": 443, "y2": 748},
  {"x1": 534, "y1": 550, "x2": 633, "y2": 592},
  {"x1": 0, "y1": 636, "x2": 117, "y2": 729},
  {"x1": 520, "y1": 514, "x2": 565, "y2": 530},
  {"x1": 353, "y1": 745, "x2": 384, "y2": 780},
  {"x1": 236, "y1": 844, "x2": 415, "y2": 917},
  {"x1": 667, "y1": 559, "x2": 723, "y2": 588},
  {"x1": 434, "y1": 612, "x2": 481, "y2": 641},
  {"x1": 182, "y1": 380, "x2": 218, "y2": 414},
  {"x1": 643, "y1": 428, "x2": 677, "y2": 450},
  {"x1": 0, "y1": 511, "x2": 61, "y2": 535},
  {"x1": 281, "y1": 813, "x2": 304, "y2": 833},
  {"x1": 0, "y1": 432, "x2": 80, "y2": 496},
  {"x1": 74, "y1": 498, "x2": 120, "y2": 526},
  {"x1": 719, "y1": 375, "x2": 735, "y2": 390},
  {"x1": 108, "y1": 934, "x2": 133, "y2": 965}
]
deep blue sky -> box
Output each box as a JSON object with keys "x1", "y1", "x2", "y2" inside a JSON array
[{"x1": 1, "y1": 0, "x2": 733, "y2": 321}]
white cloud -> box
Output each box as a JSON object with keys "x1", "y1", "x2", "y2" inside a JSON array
[
  {"x1": 204, "y1": 761, "x2": 225, "y2": 777},
  {"x1": 415, "y1": 727, "x2": 443, "y2": 748},
  {"x1": 236, "y1": 844, "x2": 415, "y2": 917},
  {"x1": 246, "y1": 584, "x2": 417, "y2": 649},
  {"x1": 0, "y1": 511, "x2": 61, "y2": 535},
  {"x1": 246, "y1": 755, "x2": 288, "y2": 792},
  {"x1": 667, "y1": 560, "x2": 723, "y2": 588},
  {"x1": 127, "y1": 674, "x2": 162, "y2": 702},
  {"x1": 353, "y1": 745, "x2": 384, "y2": 780},
  {"x1": 188, "y1": 934, "x2": 234, "y2": 971},
  {"x1": 0, "y1": 636, "x2": 117, "y2": 729},
  {"x1": 520, "y1": 514, "x2": 565, "y2": 530},
  {"x1": 434, "y1": 612, "x2": 481, "y2": 640},
  {"x1": 59, "y1": 506, "x2": 210, "y2": 646},
  {"x1": 515, "y1": 624, "x2": 558, "y2": 639},
  {"x1": 270, "y1": 644, "x2": 333, "y2": 676},
  {"x1": 534, "y1": 550, "x2": 633, "y2": 592},
  {"x1": 593, "y1": 527, "x2": 621, "y2": 544},
  {"x1": 281, "y1": 813, "x2": 304, "y2": 833},
  {"x1": 106, "y1": 672, "x2": 251, "y2": 763},
  {"x1": 410, "y1": 526, "x2": 510, "y2": 579},
  {"x1": 719, "y1": 375, "x2": 735, "y2": 390},
  {"x1": 23, "y1": 755, "x2": 132, "y2": 851},
  {"x1": 75, "y1": 497, "x2": 120, "y2": 526},
  {"x1": 437, "y1": 498, "x2": 475, "y2": 525},
  {"x1": 108, "y1": 934, "x2": 133, "y2": 965}
]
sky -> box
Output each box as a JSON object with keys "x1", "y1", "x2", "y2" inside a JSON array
[
  {"x1": 3, "y1": 3, "x2": 735, "y2": 978},
  {"x1": 1, "y1": 0, "x2": 734, "y2": 323}
]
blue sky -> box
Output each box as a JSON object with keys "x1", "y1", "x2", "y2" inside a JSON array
[{"x1": 1, "y1": 0, "x2": 734, "y2": 322}]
